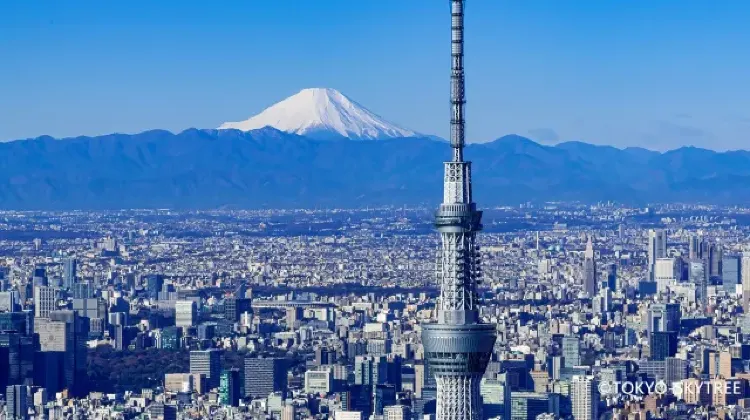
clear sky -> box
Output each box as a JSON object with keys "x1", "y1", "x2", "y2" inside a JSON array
[{"x1": 2, "y1": 0, "x2": 749, "y2": 150}]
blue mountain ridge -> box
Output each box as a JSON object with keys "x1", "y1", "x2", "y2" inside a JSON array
[{"x1": 1, "y1": 128, "x2": 750, "y2": 210}]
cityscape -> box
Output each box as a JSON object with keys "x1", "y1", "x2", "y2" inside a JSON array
[{"x1": 4, "y1": 0, "x2": 750, "y2": 420}]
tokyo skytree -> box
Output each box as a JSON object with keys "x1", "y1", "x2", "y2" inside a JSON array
[{"x1": 420, "y1": 1, "x2": 497, "y2": 420}]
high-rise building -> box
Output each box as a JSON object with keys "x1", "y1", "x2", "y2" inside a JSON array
[
  {"x1": 582, "y1": 236, "x2": 597, "y2": 297},
  {"x1": 63, "y1": 258, "x2": 77, "y2": 289},
  {"x1": 647, "y1": 303, "x2": 681, "y2": 338},
  {"x1": 649, "y1": 331, "x2": 677, "y2": 361},
  {"x1": 224, "y1": 297, "x2": 251, "y2": 323},
  {"x1": 689, "y1": 260, "x2": 708, "y2": 309},
  {"x1": 420, "y1": 3, "x2": 497, "y2": 420},
  {"x1": 743, "y1": 254, "x2": 750, "y2": 312},
  {"x1": 723, "y1": 255, "x2": 741, "y2": 294},
  {"x1": 509, "y1": 392, "x2": 558, "y2": 420},
  {"x1": 190, "y1": 350, "x2": 221, "y2": 389},
  {"x1": 606, "y1": 263, "x2": 617, "y2": 291},
  {"x1": 175, "y1": 300, "x2": 197, "y2": 328},
  {"x1": 0, "y1": 332, "x2": 34, "y2": 390},
  {"x1": 373, "y1": 384, "x2": 397, "y2": 416},
  {"x1": 6, "y1": 384, "x2": 29, "y2": 420},
  {"x1": 562, "y1": 336, "x2": 581, "y2": 368},
  {"x1": 219, "y1": 369, "x2": 241, "y2": 407},
  {"x1": 34, "y1": 286, "x2": 58, "y2": 319},
  {"x1": 305, "y1": 367, "x2": 333, "y2": 395},
  {"x1": 571, "y1": 376, "x2": 599, "y2": 420},
  {"x1": 648, "y1": 229, "x2": 668, "y2": 275},
  {"x1": 654, "y1": 257, "x2": 679, "y2": 293},
  {"x1": 244, "y1": 357, "x2": 287, "y2": 398}
]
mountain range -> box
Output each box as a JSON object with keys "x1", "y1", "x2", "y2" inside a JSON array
[{"x1": 3, "y1": 88, "x2": 750, "y2": 210}]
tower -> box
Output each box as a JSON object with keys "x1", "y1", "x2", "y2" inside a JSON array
[{"x1": 421, "y1": 2, "x2": 497, "y2": 420}]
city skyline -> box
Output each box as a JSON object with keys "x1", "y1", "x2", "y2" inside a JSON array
[{"x1": 2, "y1": 1, "x2": 750, "y2": 150}]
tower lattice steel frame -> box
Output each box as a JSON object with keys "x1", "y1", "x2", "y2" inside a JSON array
[{"x1": 421, "y1": 1, "x2": 497, "y2": 420}]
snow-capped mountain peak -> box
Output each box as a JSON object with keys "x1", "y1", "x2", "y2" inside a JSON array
[{"x1": 218, "y1": 88, "x2": 417, "y2": 140}]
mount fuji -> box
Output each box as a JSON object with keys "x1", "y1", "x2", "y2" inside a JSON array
[{"x1": 218, "y1": 88, "x2": 417, "y2": 141}]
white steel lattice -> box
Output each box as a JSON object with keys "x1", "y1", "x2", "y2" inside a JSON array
[{"x1": 435, "y1": 375, "x2": 483, "y2": 420}]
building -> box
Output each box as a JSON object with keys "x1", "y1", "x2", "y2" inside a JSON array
[
  {"x1": 582, "y1": 236, "x2": 597, "y2": 297},
  {"x1": 373, "y1": 384, "x2": 397, "y2": 416},
  {"x1": 305, "y1": 367, "x2": 333, "y2": 395},
  {"x1": 562, "y1": 335, "x2": 581, "y2": 368},
  {"x1": 689, "y1": 260, "x2": 708, "y2": 309},
  {"x1": 384, "y1": 405, "x2": 411, "y2": 420},
  {"x1": 244, "y1": 356, "x2": 287, "y2": 398},
  {"x1": 654, "y1": 257, "x2": 679, "y2": 293},
  {"x1": 175, "y1": 300, "x2": 197, "y2": 329},
  {"x1": 224, "y1": 297, "x2": 251, "y2": 323},
  {"x1": 743, "y1": 255, "x2": 750, "y2": 312},
  {"x1": 509, "y1": 392, "x2": 558, "y2": 420},
  {"x1": 334, "y1": 412, "x2": 363, "y2": 420},
  {"x1": 571, "y1": 376, "x2": 598, "y2": 420},
  {"x1": 647, "y1": 229, "x2": 668, "y2": 276},
  {"x1": 723, "y1": 256, "x2": 741, "y2": 293},
  {"x1": 420, "y1": 3, "x2": 497, "y2": 420},
  {"x1": 647, "y1": 303, "x2": 681, "y2": 338},
  {"x1": 6, "y1": 384, "x2": 29, "y2": 420},
  {"x1": 219, "y1": 369, "x2": 241, "y2": 407},
  {"x1": 34, "y1": 285, "x2": 58, "y2": 319},
  {"x1": 649, "y1": 331, "x2": 677, "y2": 361},
  {"x1": 190, "y1": 350, "x2": 221, "y2": 389},
  {"x1": 63, "y1": 258, "x2": 77, "y2": 289}
]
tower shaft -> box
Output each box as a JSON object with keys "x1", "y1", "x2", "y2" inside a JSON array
[{"x1": 422, "y1": 2, "x2": 497, "y2": 420}]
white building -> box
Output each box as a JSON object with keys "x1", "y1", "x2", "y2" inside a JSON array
[
  {"x1": 175, "y1": 300, "x2": 197, "y2": 328},
  {"x1": 571, "y1": 376, "x2": 599, "y2": 420}
]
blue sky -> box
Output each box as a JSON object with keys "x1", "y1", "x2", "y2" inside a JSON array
[{"x1": 1, "y1": 0, "x2": 749, "y2": 150}]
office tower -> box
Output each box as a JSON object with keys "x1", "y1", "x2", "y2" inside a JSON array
[
  {"x1": 648, "y1": 229, "x2": 668, "y2": 269},
  {"x1": 0, "y1": 312, "x2": 33, "y2": 336},
  {"x1": 63, "y1": 258, "x2": 77, "y2": 289},
  {"x1": 582, "y1": 236, "x2": 597, "y2": 296},
  {"x1": 6, "y1": 384, "x2": 29, "y2": 420},
  {"x1": 606, "y1": 263, "x2": 617, "y2": 291},
  {"x1": 72, "y1": 297, "x2": 104, "y2": 320},
  {"x1": 159, "y1": 326, "x2": 182, "y2": 350},
  {"x1": 647, "y1": 303, "x2": 681, "y2": 338},
  {"x1": 509, "y1": 392, "x2": 558, "y2": 420},
  {"x1": 689, "y1": 260, "x2": 708, "y2": 309},
  {"x1": 32, "y1": 266, "x2": 47, "y2": 287},
  {"x1": 190, "y1": 349, "x2": 221, "y2": 389},
  {"x1": 34, "y1": 286, "x2": 58, "y2": 319},
  {"x1": 145, "y1": 274, "x2": 164, "y2": 300},
  {"x1": 562, "y1": 336, "x2": 581, "y2": 368},
  {"x1": 420, "y1": 2, "x2": 497, "y2": 420},
  {"x1": 219, "y1": 369, "x2": 241, "y2": 407},
  {"x1": 480, "y1": 379, "x2": 510, "y2": 420},
  {"x1": 224, "y1": 297, "x2": 251, "y2": 323},
  {"x1": 175, "y1": 300, "x2": 197, "y2": 328},
  {"x1": 383, "y1": 405, "x2": 411, "y2": 420},
  {"x1": 665, "y1": 357, "x2": 689, "y2": 385},
  {"x1": 708, "y1": 243, "x2": 722, "y2": 278},
  {"x1": 689, "y1": 234, "x2": 704, "y2": 260},
  {"x1": 649, "y1": 331, "x2": 677, "y2": 361},
  {"x1": 723, "y1": 255, "x2": 741, "y2": 293},
  {"x1": 373, "y1": 384, "x2": 397, "y2": 416},
  {"x1": 0, "y1": 332, "x2": 34, "y2": 390},
  {"x1": 43, "y1": 310, "x2": 88, "y2": 396},
  {"x1": 72, "y1": 281, "x2": 93, "y2": 299},
  {"x1": 244, "y1": 357, "x2": 288, "y2": 398},
  {"x1": 743, "y1": 255, "x2": 750, "y2": 312},
  {"x1": 354, "y1": 355, "x2": 388, "y2": 388},
  {"x1": 571, "y1": 376, "x2": 599, "y2": 420},
  {"x1": 654, "y1": 257, "x2": 679, "y2": 293}
]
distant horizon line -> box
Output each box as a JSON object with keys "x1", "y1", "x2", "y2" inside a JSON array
[{"x1": 3, "y1": 126, "x2": 745, "y2": 155}]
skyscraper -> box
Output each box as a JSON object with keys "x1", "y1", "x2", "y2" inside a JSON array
[
  {"x1": 723, "y1": 255, "x2": 741, "y2": 293},
  {"x1": 244, "y1": 356, "x2": 288, "y2": 399},
  {"x1": 421, "y1": 3, "x2": 497, "y2": 419},
  {"x1": 582, "y1": 236, "x2": 597, "y2": 296},
  {"x1": 571, "y1": 376, "x2": 599, "y2": 420},
  {"x1": 190, "y1": 349, "x2": 221, "y2": 389},
  {"x1": 63, "y1": 258, "x2": 77, "y2": 289},
  {"x1": 34, "y1": 285, "x2": 58, "y2": 319},
  {"x1": 647, "y1": 229, "x2": 667, "y2": 278},
  {"x1": 562, "y1": 336, "x2": 581, "y2": 368},
  {"x1": 6, "y1": 384, "x2": 29, "y2": 420},
  {"x1": 743, "y1": 254, "x2": 750, "y2": 312},
  {"x1": 219, "y1": 369, "x2": 241, "y2": 407}
]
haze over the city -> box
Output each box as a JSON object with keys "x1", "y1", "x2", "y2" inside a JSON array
[{"x1": 2, "y1": 0, "x2": 750, "y2": 150}]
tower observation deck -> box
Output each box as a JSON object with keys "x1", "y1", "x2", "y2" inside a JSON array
[{"x1": 421, "y1": 1, "x2": 497, "y2": 420}]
